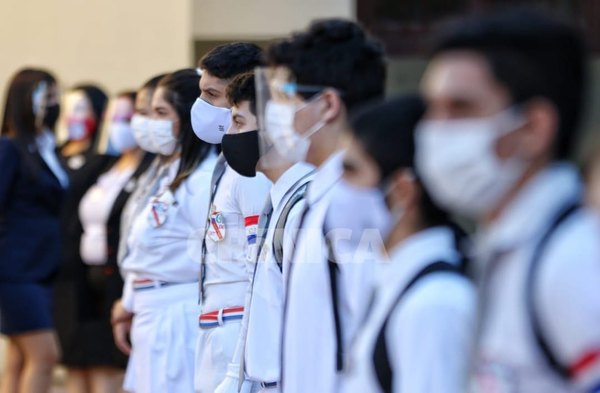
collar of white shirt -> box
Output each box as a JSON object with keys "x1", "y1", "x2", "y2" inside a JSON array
[
  {"x1": 380, "y1": 226, "x2": 461, "y2": 289},
  {"x1": 270, "y1": 162, "x2": 315, "y2": 211},
  {"x1": 477, "y1": 162, "x2": 582, "y2": 257},
  {"x1": 306, "y1": 151, "x2": 344, "y2": 206}
]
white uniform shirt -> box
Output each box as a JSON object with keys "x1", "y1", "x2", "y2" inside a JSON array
[
  {"x1": 237, "y1": 162, "x2": 315, "y2": 385},
  {"x1": 79, "y1": 165, "x2": 134, "y2": 264},
  {"x1": 471, "y1": 163, "x2": 600, "y2": 393},
  {"x1": 201, "y1": 166, "x2": 272, "y2": 312},
  {"x1": 121, "y1": 153, "x2": 217, "y2": 311},
  {"x1": 282, "y1": 152, "x2": 346, "y2": 393},
  {"x1": 341, "y1": 227, "x2": 476, "y2": 393}
]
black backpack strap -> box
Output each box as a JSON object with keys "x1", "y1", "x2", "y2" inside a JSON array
[
  {"x1": 325, "y1": 232, "x2": 345, "y2": 372},
  {"x1": 526, "y1": 201, "x2": 581, "y2": 380},
  {"x1": 373, "y1": 261, "x2": 464, "y2": 393},
  {"x1": 273, "y1": 178, "x2": 311, "y2": 271}
]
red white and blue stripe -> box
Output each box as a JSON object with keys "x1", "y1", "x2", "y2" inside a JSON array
[
  {"x1": 245, "y1": 215, "x2": 259, "y2": 245},
  {"x1": 198, "y1": 306, "x2": 245, "y2": 329},
  {"x1": 132, "y1": 278, "x2": 172, "y2": 291}
]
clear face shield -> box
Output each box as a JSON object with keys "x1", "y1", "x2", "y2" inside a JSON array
[
  {"x1": 255, "y1": 66, "x2": 295, "y2": 169},
  {"x1": 255, "y1": 66, "x2": 334, "y2": 167}
]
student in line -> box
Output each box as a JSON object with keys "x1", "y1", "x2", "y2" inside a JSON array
[
  {"x1": 415, "y1": 7, "x2": 600, "y2": 393},
  {"x1": 191, "y1": 43, "x2": 271, "y2": 393},
  {"x1": 340, "y1": 95, "x2": 476, "y2": 393},
  {"x1": 113, "y1": 69, "x2": 217, "y2": 393},
  {"x1": 215, "y1": 71, "x2": 314, "y2": 392},
  {"x1": 266, "y1": 20, "x2": 387, "y2": 393}
]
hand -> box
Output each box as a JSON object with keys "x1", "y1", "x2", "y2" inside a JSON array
[
  {"x1": 113, "y1": 319, "x2": 132, "y2": 355},
  {"x1": 111, "y1": 299, "x2": 134, "y2": 355},
  {"x1": 111, "y1": 299, "x2": 133, "y2": 325}
]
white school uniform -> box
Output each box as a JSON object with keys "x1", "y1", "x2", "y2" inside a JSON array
[
  {"x1": 214, "y1": 162, "x2": 314, "y2": 393},
  {"x1": 341, "y1": 227, "x2": 477, "y2": 393},
  {"x1": 120, "y1": 153, "x2": 217, "y2": 393},
  {"x1": 117, "y1": 156, "x2": 162, "y2": 269},
  {"x1": 283, "y1": 151, "x2": 359, "y2": 393},
  {"x1": 194, "y1": 165, "x2": 272, "y2": 393},
  {"x1": 470, "y1": 163, "x2": 600, "y2": 393}
]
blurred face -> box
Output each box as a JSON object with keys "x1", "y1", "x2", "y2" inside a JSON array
[
  {"x1": 230, "y1": 101, "x2": 257, "y2": 134},
  {"x1": 112, "y1": 96, "x2": 135, "y2": 122},
  {"x1": 341, "y1": 134, "x2": 381, "y2": 189},
  {"x1": 65, "y1": 90, "x2": 94, "y2": 123},
  {"x1": 199, "y1": 70, "x2": 230, "y2": 108},
  {"x1": 151, "y1": 86, "x2": 180, "y2": 137},
  {"x1": 421, "y1": 51, "x2": 510, "y2": 121},
  {"x1": 135, "y1": 87, "x2": 153, "y2": 116}
]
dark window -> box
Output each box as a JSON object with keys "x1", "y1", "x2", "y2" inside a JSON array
[{"x1": 358, "y1": 0, "x2": 600, "y2": 56}]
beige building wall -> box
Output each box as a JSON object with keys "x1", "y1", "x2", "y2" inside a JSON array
[
  {"x1": 192, "y1": 0, "x2": 355, "y2": 40},
  {"x1": 0, "y1": 0, "x2": 193, "y2": 100}
]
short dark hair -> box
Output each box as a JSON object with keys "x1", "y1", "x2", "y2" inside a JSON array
[
  {"x1": 199, "y1": 43, "x2": 264, "y2": 80},
  {"x1": 158, "y1": 68, "x2": 212, "y2": 191},
  {"x1": 350, "y1": 95, "x2": 451, "y2": 228},
  {"x1": 431, "y1": 7, "x2": 588, "y2": 160},
  {"x1": 267, "y1": 19, "x2": 386, "y2": 111},
  {"x1": 226, "y1": 72, "x2": 256, "y2": 115}
]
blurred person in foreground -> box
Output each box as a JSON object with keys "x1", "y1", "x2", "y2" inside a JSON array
[{"x1": 415, "y1": 7, "x2": 600, "y2": 393}]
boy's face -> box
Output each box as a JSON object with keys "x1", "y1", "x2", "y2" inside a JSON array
[
  {"x1": 230, "y1": 100, "x2": 258, "y2": 134},
  {"x1": 199, "y1": 70, "x2": 230, "y2": 108}
]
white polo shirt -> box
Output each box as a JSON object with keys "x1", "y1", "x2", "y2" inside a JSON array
[
  {"x1": 200, "y1": 165, "x2": 272, "y2": 312},
  {"x1": 121, "y1": 153, "x2": 217, "y2": 311},
  {"x1": 341, "y1": 226, "x2": 476, "y2": 393},
  {"x1": 471, "y1": 163, "x2": 600, "y2": 393}
]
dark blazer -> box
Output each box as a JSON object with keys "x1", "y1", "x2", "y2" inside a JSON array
[{"x1": 0, "y1": 137, "x2": 66, "y2": 283}]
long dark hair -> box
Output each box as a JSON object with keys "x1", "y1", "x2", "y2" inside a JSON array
[
  {"x1": 157, "y1": 69, "x2": 212, "y2": 191},
  {"x1": 1, "y1": 68, "x2": 57, "y2": 144},
  {"x1": 1, "y1": 68, "x2": 58, "y2": 182}
]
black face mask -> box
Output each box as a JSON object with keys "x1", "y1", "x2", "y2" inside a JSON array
[
  {"x1": 43, "y1": 104, "x2": 60, "y2": 129},
  {"x1": 221, "y1": 130, "x2": 260, "y2": 177}
]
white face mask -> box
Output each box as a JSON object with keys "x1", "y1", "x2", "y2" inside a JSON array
[
  {"x1": 109, "y1": 121, "x2": 137, "y2": 153},
  {"x1": 327, "y1": 179, "x2": 393, "y2": 254},
  {"x1": 146, "y1": 118, "x2": 178, "y2": 156},
  {"x1": 264, "y1": 100, "x2": 324, "y2": 163},
  {"x1": 190, "y1": 97, "x2": 232, "y2": 144},
  {"x1": 131, "y1": 114, "x2": 153, "y2": 152},
  {"x1": 415, "y1": 108, "x2": 526, "y2": 218}
]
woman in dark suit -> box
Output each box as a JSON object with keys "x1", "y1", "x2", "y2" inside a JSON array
[
  {"x1": 64, "y1": 91, "x2": 153, "y2": 393},
  {"x1": 0, "y1": 68, "x2": 69, "y2": 393}
]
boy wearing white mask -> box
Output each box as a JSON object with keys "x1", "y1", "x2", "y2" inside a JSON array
[
  {"x1": 264, "y1": 20, "x2": 387, "y2": 393},
  {"x1": 190, "y1": 44, "x2": 272, "y2": 393},
  {"x1": 415, "y1": 8, "x2": 600, "y2": 393}
]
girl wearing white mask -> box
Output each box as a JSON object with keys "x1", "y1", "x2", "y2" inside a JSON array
[
  {"x1": 111, "y1": 69, "x2": 217, "y2": 393},
  {"x1": 62, "y1": 91, "x2": 155, "y2": 393},
  {"x1": 339, "y1": 95, "x2": 477, "y2": 393}
]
